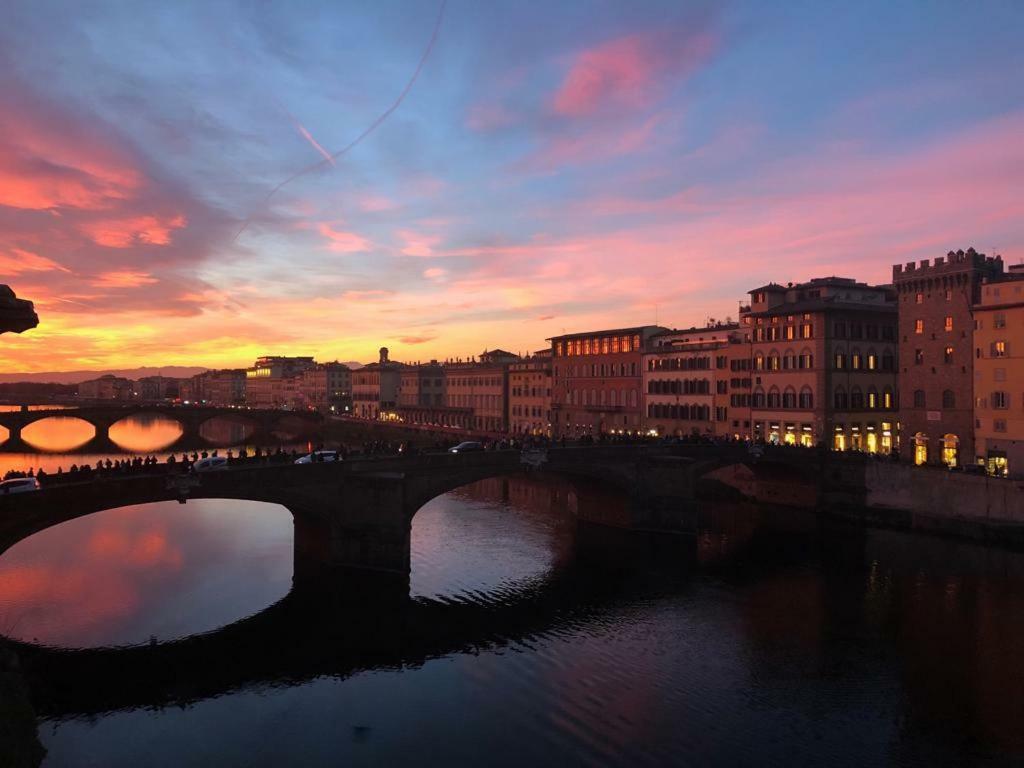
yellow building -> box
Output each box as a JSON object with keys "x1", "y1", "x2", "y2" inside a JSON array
[{"x1": 973, "y1": 265, "x2": 1024, "y2": 477}]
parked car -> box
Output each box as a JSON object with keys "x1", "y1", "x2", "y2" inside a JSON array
[
  {"x1": 0, "y1": 477, "x2": 40, "y2": 494},
  {"x1": 449, "y1": 441, "x2": 484, "y2": 454},
  {"x1": 295, "y1": 451, "x2": 340, "y2": 464},
  {"x1": 192, "y1": 456, "x2": 228, "y2": 473}
]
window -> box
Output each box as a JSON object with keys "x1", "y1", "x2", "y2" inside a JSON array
[
  {"x1": 915, "y1": 292, "x2": 924, "y2": 304},
  {"x1": 799, "y1": 387, "x2": 813, "y2": 409},
  {"x1": 914, "y1": 349, "x2": 924, "y2": 365},
  {"x1": 994, "y1": 313, "x2": 1006, "y2": 329},
  {"x1": 867, "y1": 389, "x2": 878, "y2": 409},
  {"x1": 992, "y1": 391, "x2": 1009, "y2": 409},
  {"x1": 945, "y1": 289, "x2": 952, "y2": 301},
  {"x1": 995, "y1": 419, "x2": 1007, "y2": 433},
  {"x1": 851, "y1": 351, "x2": 862, "y2": 370},
  {"x1": 834, "y1": 321, "x2": 846, "y2": 338},
  {"x1": 883, "y1": 388, "x2": 894, "y2": 409},
  {"x1": 882, "y1": 352, "x2": 894, "y2": 371},
  {"x1": 913, "y1": 389, "x2": 925, "y2": 408},
  {"x1": 942, "y1": 390, "x2": 955, "y2": 409},
  {"x1": 867, "y1": 352, "x2": 877, "y2": 370},
  {"x1": 944, "y1": 316, "x2": 953, "y2": 332},
  {"x1": 801, "y1": 323, "x2": 813, "y2": 339},
  {"x1": 850, "y1": 387, "x2": 864, "y2": 409},
  {"x1": 834, "y1": 388, "x2": 848, "y2": 409},
  {"x1": 993, "y1": 341, "x2": 1008, "y2": 358},
  {"x1": 944, "y1": 346, "x2": 954, "y2": 364},
  {"x1": 914, "y1": 319, "x2": 924, "y2": 334},
  {"x1": 834, "y1": 352, "x2": 846, "y2": 370}
]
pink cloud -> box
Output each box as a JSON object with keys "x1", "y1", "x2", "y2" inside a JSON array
[
  {"x1": 0, "y1": 248, "x2": 70, "y2": 277},
  {"x1": 317, "y1": 222, "x2": 372, "y2": 253},
  {"x1": 80, "y1": 214, "x2": 187, "y2": 248},
  {"x1": 552, "y1": 30, "x2": 715, "y2": 118},
  {"x1": 90, "y1": 270, "x2": 159, "y2": 288},
  {"x1": 399, "y1": 230, "x2": 442, "y2": 257},
  {"x1": 423, "y1": 267, "x2": 447, "y2": 282}
]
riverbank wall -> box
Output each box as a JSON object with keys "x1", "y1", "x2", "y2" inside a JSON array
[{"x1": 703, "y1": 456, "x2": 1024, "y2": 547}]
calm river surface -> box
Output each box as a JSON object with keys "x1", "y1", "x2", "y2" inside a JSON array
[{"x1": 1, "y1": 475, "x2": 1023, "y2": 766}]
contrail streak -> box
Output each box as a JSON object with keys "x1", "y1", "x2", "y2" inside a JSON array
[
  {"x1": 289, "y1": 113, "x2": 336, "y2": 166},
  {"x1": 232, "y1": 0, "x2": 447, "y2": 245}
]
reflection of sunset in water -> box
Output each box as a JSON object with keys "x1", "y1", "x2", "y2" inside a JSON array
[
  {"x1": 0, "y1": 499, "x2": 293, "y2": 648},
  {"x1": 199, "y1": 417, "x2": 255, "y2": 445},
  {"x1": 22, "y1": 417, "x2": 96, "y2": 452},
  {"x1": 109, "y1": 415, "x2": 184, "y2": 452}
]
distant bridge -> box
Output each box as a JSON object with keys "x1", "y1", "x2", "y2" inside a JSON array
[{"x1": 0, "y1": 405, "x2": 323, "y2": 452}]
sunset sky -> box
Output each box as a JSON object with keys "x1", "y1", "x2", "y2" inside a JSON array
[{"x1": 0, "y1": 0, "x2": 1021, "y2": 372}]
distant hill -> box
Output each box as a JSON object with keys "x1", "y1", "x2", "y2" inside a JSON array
[{"x1": 0, "y1": 366, "x2": 210, "y2": 385}]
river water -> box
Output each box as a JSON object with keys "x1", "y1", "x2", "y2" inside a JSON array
[{"x1": 0, "y1": 473, "x2": 1021, "y2": 766}]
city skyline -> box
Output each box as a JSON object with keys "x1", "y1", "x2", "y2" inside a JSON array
[{"x1": 1, "y1": 1, "x2": 1023, "y2": 373}]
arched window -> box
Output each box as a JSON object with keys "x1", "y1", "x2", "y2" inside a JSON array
[
  {"x1": 767, "y1": 387, "x2": 781, "y2": 408},
  {"x1": 591, "y1": 389, "x2": 598, "y2": 406},
  {"x1": 799, "y1": 349, "x2": 813, "y2": 369},
  {"x1": 867, "y1": 387, "x2": 878, "y2": 409},
  {"x1": 768, "y1": 350, "x2": 781, "y2": 371},
  {"x1": 754, "y1": 352, "x2": 765, "y2": 371},
  {"x1": 851, "y1": 348, "x2": 863, "y2": 370},
  {"x1": 942, "y1": 389, "x2": 955, "y2": 409},
  {"x1": 866, "y1": 348, "x2": 878, "y2": 370},
  {"x1": 784, "y1": 351, "x2": 796, "y2": 370},
  {"x1": 629, "y1": 389, "x2": 638, "y2": 408},
  {"x1": 851, "y1": 387, "x2": 864, "y2": 409},
  {"x1": 883, "y1": 387, "x2": 894, "y2": 410},
  {"x1": 834, "y1": 387, "x2": 848, "y2": 410},
  {"x1": 913, "y1": 389, "x2": 926, "y2": 408},
  {"x1": 753, "y1": 387, "x2": 766, "y2": 408},
  {"x1": 882, "y1": 352, "x2": 894, "y2": 371},
  {"x1": 799, "y1": 387, "x2": 813, "y2": 409},
  {"x1": 782, "y1": 386, "x2": 796, "y2": 409}
]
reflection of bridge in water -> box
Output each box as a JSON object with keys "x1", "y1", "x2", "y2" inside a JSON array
[{"x1": 0, "y1": 406, "x2": 324, "y2": 453}]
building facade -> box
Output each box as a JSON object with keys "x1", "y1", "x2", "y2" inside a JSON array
[
  {"x1": 444, "y1": 350, "x2": 519, "y2": 433},
  {"x1": 893, "y1": 249, "x2": 1003, "y2": 466},
  {"x1": 352, "y1": 348, "x2": 403, "y2": 420},
  {"x1": 398, "y1": 361, "x2": 445, "y2": 408},
  {"x1": 297, "y1": 362, "x2": 351, "y2": 412},
  {"x1": 182, "y1": 369, "x2": 246, "y2": 406},
  {"x1": 643, "y1": 324, "x2": 751, "y2": 438},
  {"x1": 549, "y1": 326, "x2": 666, "y2": 438},
  {"x1": 973, "y1": 264, "x2": 1024, "y2": 477},
  {"x1": 745, "y1": 277, "x2": 898, "y2": 451},
  {"x1": 245, "y1": 356, "x2": 315, "y2": 409},
  {"x1": 509, "y1": 351, "x2": 552, "y2": 435},
  {"x1": 78, "y1": 374, "x2": 134, "y2": 400}
]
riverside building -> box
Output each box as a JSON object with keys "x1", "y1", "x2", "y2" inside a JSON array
[
  {"x1": 893, "y1": 249, "x2": 1003, "y2": 467},
  {"x1": 973, "y1": 263, "x2": 1024, "y2": 477},
  {"x1": 352, "y1": 347, "x2": 403, "y2": 420},
  {"x1": 744, "y1": 277, "x2": 898, "y2": 451},
  {"x1": 642, "y1": 323, "x2": 751, "y2": 438},
  {"x1": 509, "y1": 351, "x2": 552, "y2": 436},
  {"x1": 444, "y1": 350, "x2": 519, "y2": 433},
  {"x1": 549, "y1": 326, "x2": 667, "y2": 438}
]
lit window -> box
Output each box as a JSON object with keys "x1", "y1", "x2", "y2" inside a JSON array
[
  {"x1": 944, "y1": 316, "x2": 953, "y2": 332},
  {"x1": 914, "y1": 349, "x2": 924, "y2": 365},
  {"x1": 993, "y1": 341, "x2": 1008, "y2": 358},
  {"x1": 944, "y1": 346, "x2": 954, "y2": 364},
  {"x1": 915, "y1": 293, "x2": 923, "y2": 304},
  {"x1": 914, "y1": 319, "x2": 924, "y2": 334}
]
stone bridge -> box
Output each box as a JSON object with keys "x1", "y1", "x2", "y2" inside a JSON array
[
  {"x1": 0, "y1": 405, "x2": 323, "y2": 452},
  {"x1": 0, "y1": 445, "x2": 765, "y2": 581}
]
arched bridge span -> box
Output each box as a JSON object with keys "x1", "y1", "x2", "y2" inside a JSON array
[{"x1": 0, "y1": 405, "x2": 323, "y2": 451}]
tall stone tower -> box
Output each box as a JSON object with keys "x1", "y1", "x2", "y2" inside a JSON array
[{"x1": 892, "y1": 248, "x2": 1002, "y2": 467}]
